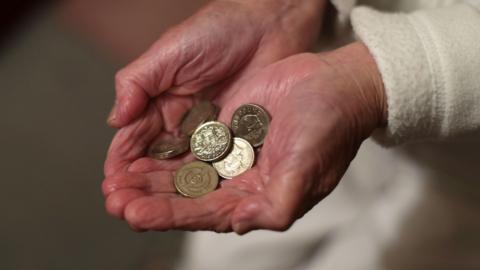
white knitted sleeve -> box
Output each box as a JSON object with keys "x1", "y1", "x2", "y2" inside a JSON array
[{"x1": 349, "y1": 3, "x2": 480, "y2": 145}]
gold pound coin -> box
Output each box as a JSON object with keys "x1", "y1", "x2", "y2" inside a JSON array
[
  {"x1": 180, "y1": 100, "x2": 219, "y2": 136},
  {"x1": 231, "y1": 103, "x2": 270, "y2": 147},
  {"x1": 190, "y1": 121, "x2": 232, "y2": 162},
  {"x1": 174, "y1": 161, "x2": 219, "y2": 198},
  {"x1": 213, "y1": 137, "x2": 254, "y2": 179},
  {"x1": 148, "y1": 136, "x2": 189, "y2": 160}
]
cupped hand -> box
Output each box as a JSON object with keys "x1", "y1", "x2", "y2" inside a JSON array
[
  {"x1": 107, "y1": 0, "x2": 326, "y2": 128},
  {"x1": 103, "y1": 42, "x2": 387, "y2": 234}
]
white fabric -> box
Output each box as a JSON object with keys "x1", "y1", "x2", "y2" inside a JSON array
[
  {"x1": 177, "y1": 1, "x2": 480, "y2": 270},
  {"x1": 352, "y1": 3, "x2": 480, "y2": 145}
]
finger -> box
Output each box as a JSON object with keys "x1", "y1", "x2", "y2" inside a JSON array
[
  {"x1": 102, "y1": 171, "x2": 177, "y2": 197},
  {"x1": 128, "y1": 154, "x2": 196, "y2": 174},
  {"x1": 105, "y1": 189, "x2": 147, "y2": 219},
  {"x1": 104, "y1": 104, "x2": 162, "y2": 176},
  {"x1": 108, "y1": 28, "x2": 210, "y2": 128},
  {"x1": 153, "y1": 94, "x2": 193, "y2": 133},
  {"x1": 124, "y1": 188, "x2": 246, "y2": 232}
]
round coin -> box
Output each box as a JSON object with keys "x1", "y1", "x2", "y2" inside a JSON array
[
  {"x1": 180, "y1": 100, "x2": 219, "y2": 136},
  {"x1": 190, "y1": 121, "x2": 232, "y2": 162},
  {"x1": 148, "y1": 136, "x2": 189, "y2": 160},
  {"x1": 231, "y1": 103, "x2": 270, "y2": 147},
  {"x1": 213, "y1": 137, "x2": 254, "y2": 179},
  {"x1": 174, "y1": 161, "x2": 219, "y2": 198}
]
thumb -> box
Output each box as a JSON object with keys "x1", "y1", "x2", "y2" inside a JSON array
[{"x1": 107, "y1": 41, "x2": 180, "y2": 128}]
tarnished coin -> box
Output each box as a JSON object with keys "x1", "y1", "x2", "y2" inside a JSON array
[
  {"x1": 181, "y1": 100, "x2": 219, "y2": 136},
  {"x1": 231, "y1": 103, "x2": 270, "y2": 147},
  {"x1": 148, "y1": 136, "x2": 189, "y2": 160},
  {"x1": 174, "y1": 161, "x2": 219, "y2": 198},
  {"x1": 213, "y1": 137, "x2": 254, "y2": 179},
  {"x1": 190, "y1": 121, "x2": 232, "y2": 162}
]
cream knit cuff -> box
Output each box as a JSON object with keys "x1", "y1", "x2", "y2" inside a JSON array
[{"x1": 351, "y1": 4, "x2": 480, "y2": 145}]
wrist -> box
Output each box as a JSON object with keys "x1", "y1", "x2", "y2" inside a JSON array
[
  {"x1": 231, "y1": 0, "x2": 327, "y2": 11},
  {"x1": 319, "y1": 42, "x2": 388, "y2": 136}
]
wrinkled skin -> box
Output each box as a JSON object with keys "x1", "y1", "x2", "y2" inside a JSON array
[
  {"x1": 103, "y1": 43, "x2": 387, "y2": 234},
  {"x1": 107, "y1": 0, "x2": 326, "y2": 127}
]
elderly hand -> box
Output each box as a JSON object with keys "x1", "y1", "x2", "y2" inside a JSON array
[
  {"x1": 107, "y1": 0, "x2": 326, "y2": 128},
  {"x1": 102, "y1": 42, "x2": 387, "y2": 233}
]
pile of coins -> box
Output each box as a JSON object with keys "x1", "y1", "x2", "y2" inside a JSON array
[{"x1": 148, "y1": 101, "x2": 270, "y2": 198}]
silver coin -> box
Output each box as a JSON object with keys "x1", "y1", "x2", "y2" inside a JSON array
[
  {"x1": 148, "y1": 136, "x2": 189, "y2": 160},
  {"x1": 213, "y1": 137, "x2": 254, "y2": 179},
  {"x1": 190, "y1": 121, "x2": 232, "y2": 162},
  {"x1": 231, "y1": 103, "x2": 270, "y2": 147}
]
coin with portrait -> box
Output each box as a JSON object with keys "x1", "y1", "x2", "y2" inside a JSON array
[{"x1": 231, "y1": 103, "x2": 269, "y2": 147}]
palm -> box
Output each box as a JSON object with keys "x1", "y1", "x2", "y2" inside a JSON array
[
  {"x1": 103, "y1": 53, "x2": 365, "y2": 233},
  {"x1": 103, "y1": 0, "x2": 326, "y2": 232}
]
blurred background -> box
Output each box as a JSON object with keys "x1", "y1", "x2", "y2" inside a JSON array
[{"x1": 0, "y1": 1, "x2": 207, "y2": 269}]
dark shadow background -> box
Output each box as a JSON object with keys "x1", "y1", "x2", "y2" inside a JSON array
[{"x1": 0, "y1": 1, "x2": 206, "y2": 269}]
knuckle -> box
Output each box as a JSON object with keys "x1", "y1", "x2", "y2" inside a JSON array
[
  {"x1": 114, "y1": 69, "x2": 131, "y2": 89},
  {"x1": 125, "y1": 199, "x2": 173, "y2": 231},
  {"x1": 212, "y1": 221, "x2": 232, "y2": 233},
  {"x1": 101, "y1": 179, "x2": 114, "y2": 197},
  {"x1": 105, "y1": 193, "x2": 126, "y2": 218},
  {"x1": 101, "y1": 174, "x2": 126, "y2": 196},
  {"x1": 115, "y1": 68, "x2": 151, "y2": 97},
  {"x1": 270, "y1": 211, "x2": 294, "y2": 232},
  {"x1": 124, "y1": 201, "x2": 149, "y2": 229},
  {"x1": 114, "y1": 68, "x2": 141, "y2": 95},
  {"x1": 273, "y1": 219, "x2": 292, "y2": 232}
]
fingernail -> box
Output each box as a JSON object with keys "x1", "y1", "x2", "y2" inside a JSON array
[
  {"x1": 233, "y1": 221, "x2": 249, "y2": 235},
  {"x1": 107, "y1": 102, "x2": 118, "y2": 125}
]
